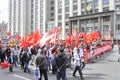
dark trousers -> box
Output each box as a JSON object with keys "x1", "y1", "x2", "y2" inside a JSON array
[
  {"x1": 24, "y1": 61, "x2": 30, "y2": 73},
  {"x1": 81, "y1": 62, "x2": 85, "y2": 70},
  {"x1": 56, "y1": 70, "x2": 67, "y2": 80},
  {"x1": 9, "y1": 64, "x2": 13, "y2": 72},
  {"x1": 39, "y1": 69, "x2": 48, "y2": 80},
  {"x1": 73, "y1": 66, "x2": 83, "y2": 79},
  {"x1": 52, "y1": 64, "x2": 56, "y2": 74}
]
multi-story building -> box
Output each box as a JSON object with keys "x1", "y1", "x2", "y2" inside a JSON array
[
  {"x1": 8, "y1": 0, "x2": 120, "y2": 40},
  {"x1": 0, "y1": 21, "x2": 7, "y2": 38},
  {"x1": 69, "y1": 0, "x2": 120, "y2": 41}
]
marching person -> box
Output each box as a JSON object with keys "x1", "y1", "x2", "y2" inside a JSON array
[
  {"x1": 0, "y1": 47, "x2": 5, "y2": 63},
  {"x1": 36, "y1": 49, "x2": 48, "y2": 80},
  {"x1": 23, "y1": 49, "x2": 31, "y2": 73},
  {"x1": 64, "y1": 45, "x2": 72, "y2": 69},
  {"x1": 73, "y1": 48, "x2": 84, "y2": 80},
  {"x1": 8, "y1": 52, "x2": 14, "y2": 72},
  {"x1": 54, "y1": 47, "x2": 67, "y2": 80}
]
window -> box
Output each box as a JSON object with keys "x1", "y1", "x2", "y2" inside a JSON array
[
  {"x1": 51, "y1": 13, "x2": 54, "y2": 16},
  {"x1": 87, "y1": 1, "x2": 93, "y2": 7},
  {"x1": 116, "y1": 5, "x2": 120, "y2": 11},
  {"x1": 65, "y1": 7, "x2": 69, "y2": 12},
  {"x1": 65, "y1": 0, "x2": 69, "y2": 5},
  {"x1": 81, "y1": 3, "x2": 85, "y2": 9},
  {"x1": 94, "y1": 0, "x2": 98, "y2": 7},
  {"x1": 73, "y1": 0, "x2": 77, "y2": 3},
  {"x1": 65, "y1": 21, "x2": 69, "y2": 26},
  {"x1": 103, "y1": 16, "x2": 110, "y2": 22},
  {"x1": 73, "y1": 21, "x2": 77, "y2": 25},
  {"x1": 58, "y1": 22, "x2": 62, "y2": 26},
  {"x1": 87, "y1": 10, "x2": 93, "y2": 14},
  {"x1": 51, "y1": 18, "x2": 54, "y2": 21},
  {"x1": 103, "y1": 7, "x2": 109, "y2": 12},
  {"x1": 86, "y1": 27, "x2": 93, "y2": 33},
  {"x1": 31, "y1": 15, "x2": 33, "y2": 18},
  {"x1": 103, "y1": 25, "x2": 109, "y2": 31},
  {"x1": 51, "y1": 1, "x2": 54, "y2": 5},
  {"x1": 95, "y1": 9, "x2": 98, "y2": 13},
  {"x1": 73, "y1": 5, "x2": 78, "y2": 11},
  {"x1": 58, "y1": 15, "x2": 62, "y2": 20},
  {"x1": 81, "y1": 11, "x2": 85, "y2": 15},
  {"x1": 65, "y1": 14, "x2": 69, "y2": 19},
  {"x1": 65, "y1": 29, "x2": 69, "y2": 33},
  {"x1": 51, "y1": 7, "x2": 54, "y2": 11},
  {"x1": 116, "y1": 24, "x2": 120, "y2": 30},
  {"x1": 115, "y1": 0, "x2": 120, "y2": 2},
  {"x1": 116, "y1": 15, "x2": 120, "y2": 21},
  {"x1": 103, "y1": 0, "x2": 109, "y2": 5},
  {"x1": 73, "y1": 12, "x2": 77, "y2": 16},
  {"x1": 94, "y1": 18, "x2": 98, "y2": 23},
  {"x1": 58, "y1": 8, "x2": 62, "y2": 13},
  {"x1": 58, "y1": 1, "x2": 62, "y2": 7}
]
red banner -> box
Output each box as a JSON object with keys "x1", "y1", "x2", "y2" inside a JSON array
[{"x1": 84, "y1": 44, "x2": 112, "y2": 62}]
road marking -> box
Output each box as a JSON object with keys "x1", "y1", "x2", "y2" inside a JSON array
[{"x1": 13, "y1": 74, "x2": 31, "y2": 80}]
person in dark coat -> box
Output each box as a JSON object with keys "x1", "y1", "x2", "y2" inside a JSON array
[
  {"x1": 8, "y1": 52, "x2": 14, "y2": 72},
  {"x1": 0, "y1": 47, "x2": 5, "y2": 63},
  {"x1": 5, "y1": 46, "x2": 11, "y2": 60},
  {"x1": 54, "y1": 47, "x2": 67, "y2": 80},
  {"x1": 36, "y1": 49, "x2": 48, "y2": 80},
  {"x1": 23, "y1": 49, "x2": 31, "y2": 73}
]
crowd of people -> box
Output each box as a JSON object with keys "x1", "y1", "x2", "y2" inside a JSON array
[{"x1": 0, "y1": 40, "x2": 106, "y2": 80}]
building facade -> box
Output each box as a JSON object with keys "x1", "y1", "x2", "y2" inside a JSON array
[
  {"x1": 0, "y1": 21, "x2": 7, "y2": 38},
  {"x1": 8, "y1": 0, "x2": 120, "y2": 40},
  {"x1": 69, "y1": 0, "x2": 120, "y2": 40}
]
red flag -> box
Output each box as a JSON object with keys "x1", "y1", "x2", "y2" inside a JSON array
[
  {"x1": 7, "y1": 31, "x2": 11, "y2": 36},
  {"x1": 72, "y1": 28, "x2": 77, "y2": 38}
]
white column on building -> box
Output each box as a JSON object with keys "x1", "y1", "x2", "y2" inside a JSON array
[
  {"x1": 98, "y1": 0, "x2": 103, "y2": 12},
  {"x1": 38, "y1": 0, "x2": 40, "y2": 31},
  {"x1": 11, "y1": 0, "x2": 14, "y2": 35},
  {"x1": 78, "y1": 0, "x2": 81, "y2": 15},
  {"x1": 21, "y1": 0, "x2": 27, "y2": 37},
  {"x1": 16, "y1": 0, "x2": 19, "y2": 34},
  {"x1": 33, "y1": 0, "x2": 36, "y2": 31},
  {"x1": 55, "y1": 0, "x2": 58, "y2": 27},
  {"x1": 62, "y1": 0, "x2": 65, "y2": 40},
  {"x1": 69, "y1": 0, "x2": 73, "y2": 17},
  {"x1": 43, "y1": 0, "x2": 47, "y2": 33},
  {"x1": 109, "y1": 0, "x2": 115, "y2": 10}
]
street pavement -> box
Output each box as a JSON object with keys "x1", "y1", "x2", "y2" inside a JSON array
[{"x1": 0, "y1": 45, "x2": 120, "y2": 80}]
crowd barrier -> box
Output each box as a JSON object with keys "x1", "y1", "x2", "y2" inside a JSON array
[{"x1": 84, "y1": 44, "x2": 112, "y2": 63}]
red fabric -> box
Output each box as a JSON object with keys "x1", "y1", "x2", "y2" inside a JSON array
[
  {"x1": 1, "y1": 62, "x2": 11, "y2": 69},
  {"x1": 7, "y1": 32, "x2": 11, "y2": 36}
]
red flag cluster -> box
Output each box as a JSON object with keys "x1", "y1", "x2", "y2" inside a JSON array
[
  {"x1": 65, "y1": 31, "x2": 101, "y2": 46},
  {"x1": 19, "y1": 27, "x2": 62, "y2": 49},
  {"x1": 19, "y1": 30, "x2": 42, "y2": 49},
  {"x1": 39, "y1": 27, "x2": 62, "y2": 46}
]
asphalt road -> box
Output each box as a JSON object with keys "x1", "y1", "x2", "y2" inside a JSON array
[{"x1": 0, "y1": 45, "x2": 120, "y2": 80}]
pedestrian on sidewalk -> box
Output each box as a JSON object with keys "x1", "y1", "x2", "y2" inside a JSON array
[
  {"x1": 36, "y1": 49, "x2": 48, "y2": 80},
  {"x1": 73, "y1": 48, "x2": 84, "y2": 80}
]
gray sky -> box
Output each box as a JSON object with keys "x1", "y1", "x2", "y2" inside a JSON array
[{"x1": 0, "y1": 0, "x2": 8, "y2": 23}]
